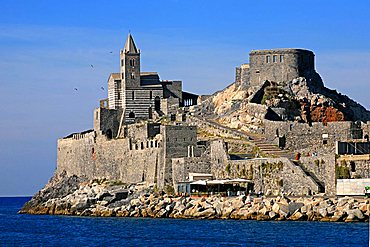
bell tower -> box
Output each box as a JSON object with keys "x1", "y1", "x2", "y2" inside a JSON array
[{"x1": 120, "y1": 33, "x2": 141, "y2": 89}]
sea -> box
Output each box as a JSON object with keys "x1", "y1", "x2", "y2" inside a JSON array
[{"x1": 0, "y1": 197, "x2": 368, "y2": 246}]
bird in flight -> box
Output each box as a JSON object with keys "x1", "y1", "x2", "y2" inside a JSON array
[
  {"x1": 74, "y1": 88, "x2": 78, "y2": 91},
  {"x1": 101, "y1": 87, "x2": 105, "y2": 91},
  {"x1": 90, "y1": 64, "x2": 94, "y2": 68}
]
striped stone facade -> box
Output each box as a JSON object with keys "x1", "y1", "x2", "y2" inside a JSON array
[{"x1": 107, "y1": 33, "x2": 183, "y2": 123}]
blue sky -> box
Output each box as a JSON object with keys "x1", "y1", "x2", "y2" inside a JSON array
[{"x1": 0, "y1": 0, "x2": 369, "y2": 196}]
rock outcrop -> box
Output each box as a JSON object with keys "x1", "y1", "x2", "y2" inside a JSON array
[
  {"x1": 20, "y1": 177, "x2": 369, "y2": 223},
  {"x1": 196, "y1": 75, "x2": 370, "y2": 131}
]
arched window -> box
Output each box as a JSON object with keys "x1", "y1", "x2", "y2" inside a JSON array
[
  {"x1": 154, "y1": 96, "x2": 160, "y2": 111},
  {"x1": 131, "y1": 73, "x2": 135, "y2": 79},
  {"x1": 129, "y1": 112, "x2": 135, "y2": 118}
]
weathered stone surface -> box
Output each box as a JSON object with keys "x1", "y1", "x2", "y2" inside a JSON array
[
  {"x1": 288, "y1": 202, "x2": 304, "y2": 215},
  {"x1": 20, "y1": 177, "x2": 369, "y2": 223}
]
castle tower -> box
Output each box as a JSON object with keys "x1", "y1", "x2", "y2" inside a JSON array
[{"x1": 120, "y1": 33, "x2": 141, "y2": 89}]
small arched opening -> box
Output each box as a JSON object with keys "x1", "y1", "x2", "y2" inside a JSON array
[
  {"x1": 365, "y1": 134, "x2": 369, "y2": 142},
  {"x1": 148, "y1": 107, "x2": 153, "y2": 119},
  {"x1": 129, "y1": 111, "x2": 135, "y2": 118},
  {"x1": 154, "y1": 96, "x2": 160, "y2": 111},
  {"x1": 106, "y1": 129, "x2": 113, "y2": 140}
]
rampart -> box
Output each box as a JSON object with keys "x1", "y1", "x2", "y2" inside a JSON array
[{"x1": 264, "y1": 120, "x2": 356, "y2": 154}]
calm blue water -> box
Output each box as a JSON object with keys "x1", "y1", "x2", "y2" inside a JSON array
[{"x1": 0, "y1": 197, "x2": 368, "y2": 246}]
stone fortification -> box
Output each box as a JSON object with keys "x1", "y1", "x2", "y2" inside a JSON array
[
  {"x1": 57, "y1": 119, "x2": 202, "y2": 188},
  {"x1": 22, "y1": 37, "x2": 370, "y2": 221},
  {"x1": 247, "y1": 49, "x2": 319, "y2": 88}
]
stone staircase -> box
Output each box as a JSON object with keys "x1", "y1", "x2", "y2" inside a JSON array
[
  {"x1": 190, "y1": 115, "x2": 292, "y2": 157},
  {"x1": 189, "y1": 114, "x2": 327, "y2": 194},
  {"x1": 248, "y1": 135, "x2": 292, "y2": 158},
  {"x1": 291, "y1": 160, "x2": 325, "y2": 193}
]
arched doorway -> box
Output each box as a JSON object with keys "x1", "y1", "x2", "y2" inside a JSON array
[
  {"x1": 129, "y1": 111, "x2": 135, "y2": 118},
  {"x1": 106, "y1": 129, "x2": 113, "y2": 140},
  {"x1": 154, "y1": 96, "x2": 160, "y2": 111}
]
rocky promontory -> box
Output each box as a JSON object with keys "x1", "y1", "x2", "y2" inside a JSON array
[{"x1": 20, "y1": 176, "x2": 369, "y2": 223}]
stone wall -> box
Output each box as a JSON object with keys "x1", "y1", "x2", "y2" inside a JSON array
[
  {"x1": 249, "y1": 49, "x2": 315, "y2": 87},
  {"x1": 161, "y1": 97, "x2": 180, "y2": 116},
  {"x1": 235, "y1": 63, "x2": 250, "y2": 86},
  {"x1": 300, "y1": 155, "x2": 336, "y2": 195},
  {"x1": 57, "y1": 130, "x2": 163, "y2": 185},
  {"x1": 57, "y1": 122, "x2": 200, "y2": 189},
  {"x1": 94, "y1": 107, "x2": 121, "y2": 138},
  {"x1": 336, "y1": 158, "x2": 370, "y2": 179},
  {"x1": 212, "y1": 157, "x2": 321, "y2": 196},
  {"x1": 161, "y1": 125, "x2": 199, "y2": 187},
  {"x1": 264, "y1": 120, "x2": 353, "y2": 154},
  {"x1": 171, "y1": 157, "x2": 212, "y2": 190}
]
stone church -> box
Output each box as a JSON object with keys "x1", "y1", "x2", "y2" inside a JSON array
[{"x1": 107, "y1": 33, "x2": 198, "y2": 123}]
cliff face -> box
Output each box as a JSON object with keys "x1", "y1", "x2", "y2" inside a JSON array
[{"x1": 197, "y1": 74, "x2": 370, "y2": 129}]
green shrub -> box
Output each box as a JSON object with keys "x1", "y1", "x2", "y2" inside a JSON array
[{"x1": 225, "y1": 164, "x2": 231, "y2": 175}]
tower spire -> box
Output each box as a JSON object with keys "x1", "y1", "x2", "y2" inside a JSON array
[{"x1": 124, "y1": 33, "x2": 138, "y2": 53}]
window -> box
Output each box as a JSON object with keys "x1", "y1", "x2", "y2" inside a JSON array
[
  {"x1": 280, "y1": 55, "x2": 284, "y2": 62},
  {"x1": 266, "y1": 56, "x2": 270, "y2": 63},
  {"x1": 141, "y1": 142, "x2": 144, "y2": 149},
  {"x1": 130, "y1": 59, "x2": 135, "y2": 66},
  {"x1": 273, "y1": 55, "x2": 277, "y2": 63},
  {"x1": 121, "y1": 59, "x2": 124, "y2": 67},
  {"x1": 131, "y1": 73, "x2": 135, "y2": 79},
  {"x1": 132, "y1": 91, "x2": 134, "y2": 100},
  {"x1": 323, "y1": 139, "x2": 328, "y2": 145},
  {"x1": 96, "y1": 111, "x2": 99, "y2": 120},
  {"x1": 350, "y1": 162, "x2": 356, "y2": 172},
  {"x1": 121, "y1": 73, "x2": 124, "y2": 79},
  {"x1": 129, "y1": 111, "x2": 135, "y2": 118},
  {"x1": 150, "y1": 91, "x2": 152, "y2": 100},
  {"x1": 117, "y1": 92, "x2": 120, "y2": 100}
]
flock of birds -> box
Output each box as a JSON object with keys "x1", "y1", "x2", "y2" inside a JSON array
[{"x1": 73, "y1": 51, "x2": 114, "y2": 92}]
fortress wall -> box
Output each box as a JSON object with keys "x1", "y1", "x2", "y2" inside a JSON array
[
  {"x1": 235, "y1": 64, "x2": 250, "y2": 86},
  {"x1": 264, "y1": 120, "x2": 352, "y2": 154},
  {"x1": 171, "y1": 157, "x2": 212, "y2": 190},
  {"x1": 161, "y1": 97, "x2": 180, "y2": 116},
  {"x1": 57, "y1": 132, "x2": 164, "y2": 185},
  {"x1": 94, "y1": 107, "x2": 121, "y2": 137},
  {"x1": 249, "y1": 49, "x2": 315, "y2": 87},
  {"x1": 300, "y1": 155, "x2": 336, "y2": 195},
  {"x1": 161, "y1": 125, "x2": 198, "y2": 186},
  {"x1": 213, "y1": 158, "x2": 320, "y2": 196}
]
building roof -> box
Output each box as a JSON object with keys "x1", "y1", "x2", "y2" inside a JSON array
[
  {"x1": 140, "y1": 72, "x2": 161, "y2": 85},
  {"x1": 124, "y1": 33, "x2": 139, "y2": 53},
  {"x1": 109, "y1": 73, "x2": 121, "y2": 80}
]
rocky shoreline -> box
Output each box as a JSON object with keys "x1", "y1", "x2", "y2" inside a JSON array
[{"x1": 20, "y1": 176, "x2": 369, "y2": 222}]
